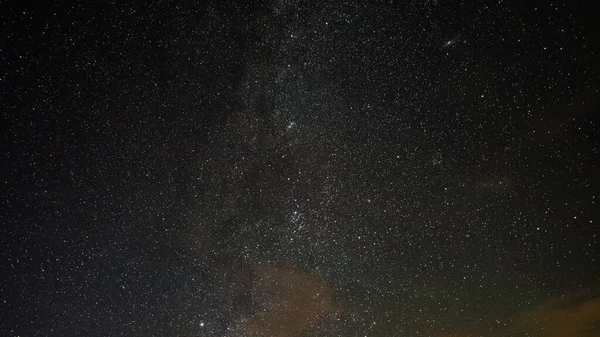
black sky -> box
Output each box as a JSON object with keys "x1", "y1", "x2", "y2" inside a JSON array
[{"x1": 2, "y1": 1, "x2": 599, "y2": 336}]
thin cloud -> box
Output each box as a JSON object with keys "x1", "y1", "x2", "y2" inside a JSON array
[
  {"x1": 245, "y1": 263, "x2": 336, "y2": 337},
  {"x1": 523, "y1": 295, "x2": 600, "y2": 337}
]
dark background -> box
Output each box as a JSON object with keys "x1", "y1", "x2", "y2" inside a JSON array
[{"x1": 2, "y1": 1, "x2": 599, "y2": 336}]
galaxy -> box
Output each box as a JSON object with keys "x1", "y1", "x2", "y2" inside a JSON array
[{"x1": 2, "y1": 1, "x2": 599, "y2": 336}]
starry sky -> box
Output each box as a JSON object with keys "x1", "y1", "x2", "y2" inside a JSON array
[{"x1": 2, "y1": 1, "x2": 600, "y2": 336}]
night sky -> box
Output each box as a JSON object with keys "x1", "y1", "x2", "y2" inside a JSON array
[{"x1": 2, "y1": 1, "x2": 600, "y2": 336}]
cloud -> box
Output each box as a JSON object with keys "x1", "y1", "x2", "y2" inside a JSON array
[
  {"x1": 244, "y1": 263, "x2": 336, "y2": 337},
  {"x1": 439, "y1": 333, "x2": 479, "y2": 337},
  {"x1": 524, "y1": 296, "x2": 600, "y2": 337}
]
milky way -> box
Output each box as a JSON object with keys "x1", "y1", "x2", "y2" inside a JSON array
[{"x1": 2, "y1": 1, "x2": 599, "y2": 336}]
